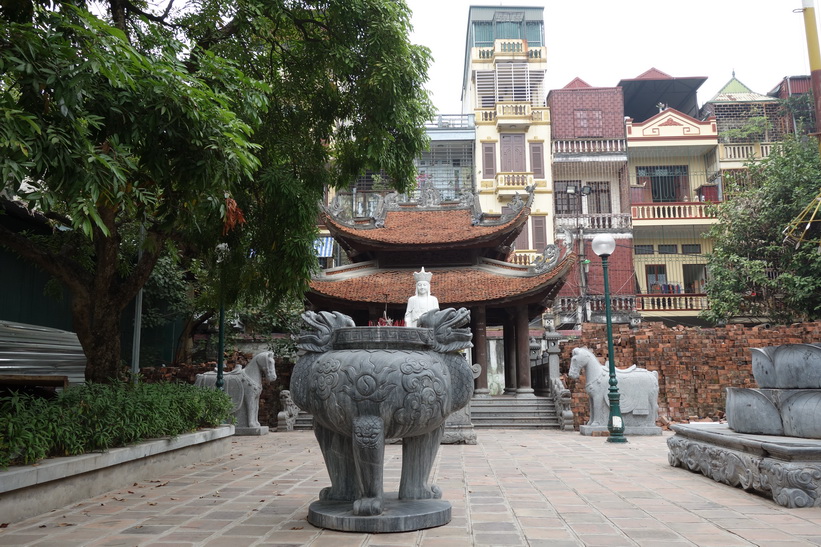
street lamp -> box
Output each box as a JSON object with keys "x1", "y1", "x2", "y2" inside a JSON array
[{"x1": 591, "y1": 233, "x2": 627, "y2": 443}]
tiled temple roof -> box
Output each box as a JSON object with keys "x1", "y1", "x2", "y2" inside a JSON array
[{"x1": 308, "y1": 254, "x2": 575, "y2": 308}]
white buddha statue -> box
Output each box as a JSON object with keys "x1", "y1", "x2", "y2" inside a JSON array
[{"x1": 404, "y1": 267, "x2": 440, "y2": 327}]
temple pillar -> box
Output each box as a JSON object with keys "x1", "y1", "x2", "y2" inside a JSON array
[
  {"x1": 503, "y1": 313, "x2": 517, "y2": 395},
  {"x1": 471, "y1": 305, "x2": 490, "y2": 397},
  {"x1": 515, "y1": 305, "x2": 535, "y2": 398}
]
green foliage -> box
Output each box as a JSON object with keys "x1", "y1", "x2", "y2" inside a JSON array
[
  {"x1": 0, "y1": 382, "x2": 233, "y2": 468},
  {"x1": 704, "y1": 137, "x2": 821, "y2": 324}
]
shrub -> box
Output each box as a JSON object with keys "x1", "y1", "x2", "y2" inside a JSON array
[{"x1": 0, "y1": 381, "x2": 233, "y2": 468}]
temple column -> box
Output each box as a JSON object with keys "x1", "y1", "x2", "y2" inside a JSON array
[
  {"x1": 471, "y1": 305, "x2": 490, "y2": 397},
  {"x1": 503, "y1": 312, "x2": 517, "y2": 395},
  {"x1": 515, "y1": 305, "x2": 535, "y2": 398}
]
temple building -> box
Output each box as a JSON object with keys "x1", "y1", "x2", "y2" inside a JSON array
[{"x1": 306, "y1": 187, "x2": 575, "y2": 397}]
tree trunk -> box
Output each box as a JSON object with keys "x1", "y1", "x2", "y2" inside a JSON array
[{"x1": 75, "y1": 297, "x2": 126, "y2": 383}]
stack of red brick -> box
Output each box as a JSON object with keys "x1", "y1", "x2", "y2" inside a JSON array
[{"x1": 560, "y1": 321, "x2": 821, "y2": 428}]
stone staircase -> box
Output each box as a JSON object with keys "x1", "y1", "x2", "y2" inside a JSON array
[
  {"x1": 469, "y1": 395, "x2": 561, "y2": 429},
  {"x1": 282, "y1": 395, "x2": 562, "y2": 431}
]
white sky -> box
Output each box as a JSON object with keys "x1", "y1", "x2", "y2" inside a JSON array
[{"x1": 407, "y1": 0, "x2": 817, "y2": 114}]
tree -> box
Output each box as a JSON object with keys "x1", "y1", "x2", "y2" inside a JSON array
[
  {"x1": 0, "y1": 0, "x2": 433, "y2": 381},
  {"x1": 704, "y1": 137, "x2": 821, "y2": 325}
]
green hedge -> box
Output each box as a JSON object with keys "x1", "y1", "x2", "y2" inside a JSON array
[{"x1": 0, "y1": 381, "x2": 234, "y2": 468}]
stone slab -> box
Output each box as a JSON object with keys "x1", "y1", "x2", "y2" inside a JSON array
[
  {"x1": 0, "y1": 425, "x2": 234, "y2": 523},
  {"x1": 307, "y1": 493, "x2": 451, "y2": 533},
  {"x1": 667, "y1": 423, "x2": 821, "y2": 508},
  {"x1": 580, "y1": 424, "x2": 662, "y2": 436},
  {"x1": 234, "y1": 426, "x2": 269, "y2": 436}
]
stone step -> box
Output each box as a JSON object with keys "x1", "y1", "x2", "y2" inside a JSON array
[{"x1": 469, "y1": 396, "x2": 561, "y2": 430}]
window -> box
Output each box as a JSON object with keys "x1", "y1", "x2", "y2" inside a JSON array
[
  {"x1": 554, "y1": 180, "x2": 581, "y2": 214},
  {"x1": 646, "y1": 265, "x2": 667, "y2": 293},
  {"x1": 683, "y1": 264, "x2": 708, "y2": 294},
  {"x1": 529, "y1": 142, "x2": 544, "y2": 179},
  {"x1": 500, "y1": 134, "x2": 525, "y2": 172},
  {"x1": 658, "y1": 244, "x2": 677, "y2": 254},
  {"x1": 587, "y1": 181, "x2": 611, "y2": 214},
  {"x1": 482, "y1": 142, "x2": 496, "y2": 179},
  {"x1": 525, "y1": 21, "x2": 543, "y2": 47},
  {"x1": 637, "y1": 165, "x2": 688, "y2": 203},
  {"x1": 476, "y1": 63, "x2": 545, "y2": 106},
  {"x1": 634, "y1": 244, "x2": 654, "y2": 255},
  {"x1": 473, "y1": 22, "x2": 493, "y2": 47},
  {"x1": 574, "y1": 110, "x2": 603, "y2": 138},
  {"x1": 532, "y1": 216, "x2": 546, "y2": 251},
  {"x1": 682, "y1": 244, "x2": 702, "y2": 255}
]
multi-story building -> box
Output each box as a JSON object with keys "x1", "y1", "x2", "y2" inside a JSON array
[
  {"x1": 461, "y1": 6, "x2": 552, "y2": 262},
  {"x1": 545, "y1": 79, "x2": 633, "y2": 328}
]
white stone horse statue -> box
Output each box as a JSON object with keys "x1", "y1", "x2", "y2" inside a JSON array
[
  {"x1": 195, "y1": 351, "x2": 276, "y2": 429},
  {"x1": 568, "y1": 347, "x2": 659, "y2": 430}
]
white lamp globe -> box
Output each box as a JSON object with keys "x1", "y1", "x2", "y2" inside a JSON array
[{"x1": 591, "y1": 234, "x2": 616, "y2": 257}]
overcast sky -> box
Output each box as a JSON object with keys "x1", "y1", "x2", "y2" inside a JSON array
[{"x1": 407, "y1": 0, "x2": 816, "y2": 114}]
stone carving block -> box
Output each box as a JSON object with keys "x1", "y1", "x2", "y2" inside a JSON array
[
  {"x1": 668, "y1": 423, "x2": 821, "y2": 508},
  {"x1": 276, "y1": 389, "x2": 300, "y2": 432},
  {"x1": 568, "y1": 347, "x2": 661, "y2": 435},
  {"x1": 291, "y1": 308, "x2": 474, "y2": 531},
  {"x1": 751, "y1": 343, "x2": 821, "y2": 389},
  {"x1": 195, "y1": 351, "x2": 276, "y2": 435}
]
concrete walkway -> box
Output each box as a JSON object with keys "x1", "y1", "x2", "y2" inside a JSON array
[{"x1": 2, "y1": 430, "x2": 821, "y2": 546}]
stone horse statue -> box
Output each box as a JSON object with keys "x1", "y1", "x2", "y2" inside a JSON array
[
  {"x1": 568, "y1": 347, "x2": 660, "y2": 434},
  {"x1": 291, "y1": 308, "x2": 474, "y2": 518},
  {"x1": 195, "y1": 351, "x2": 276, "y2": 430}
]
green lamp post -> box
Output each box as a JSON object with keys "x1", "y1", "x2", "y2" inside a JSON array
[{"x1": 591, "y1": 233, "x2": 627, "y2": 443}]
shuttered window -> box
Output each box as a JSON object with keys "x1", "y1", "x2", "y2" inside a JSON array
[
  {"x1": 482, "y1": 142, "x2": 496, "y2": 179},
  {"x1": 530, "y1": 142, "x2": 544, "y2": 179},
  {"x1": 532, "y1": 216, "x2": 546, "y2": 251}
]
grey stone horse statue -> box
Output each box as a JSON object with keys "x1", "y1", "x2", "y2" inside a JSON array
[
  {"x1": 568, "y1": 347, "x2": 660, "y2": 434},
  {"x1": 195, "y1": 351, "x2": 276, "y2": 430}
]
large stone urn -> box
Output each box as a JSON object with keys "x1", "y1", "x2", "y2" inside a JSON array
[{"x1": 291, "y1": 307, "x2": 474, "y2": 532}]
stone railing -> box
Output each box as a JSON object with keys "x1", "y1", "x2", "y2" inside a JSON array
[
  {"x1": 555, "y1": 213, "x2": 632, "y2": 232},
  {"x1": 496, "y1": 172, "x2": 533, "y2": 188},
  {"x1": 552, "y1": 139, "x2": 627, "y2": 154},
  {"x1": 631, "y1": 202, "x2": 714, "y2": 221},
  {"x1": 719, "y1": 142, "x2": 778, "y2": 161},
  {"x1": 636, "y1": 294, "x2": 710, "y2": 312},
  {"x1": 497, "y1": 102, "x2": 530, "y2": 118},
  {"x1": 588, "y1": 295, "x2": 636, "y2": 314}
]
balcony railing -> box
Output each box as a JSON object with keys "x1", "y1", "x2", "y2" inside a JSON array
[
  {"x1": 555, "y1": 213, "x2": 632, "y2": 232},
  {"x1": 496, "y1": 172, "x2": 534, "y2": 188},
  {"x1": 719, "y1": 142, "x2": 778, "y2": 161},
  {"x1": 631, "y1": 202, "x2": 715, "y2": 221},
  {"x1": 636, "y1": 294, "x2": 709, "y2": 312},
  {"x1": 487, "y1": 104, "x2": 549, "y2": 126},
  {"x1": 424, "y1": 114, "x2": 475, "y2": 130},
  {"x1": 473, "y1": 41, "x2": 547, "y2": 61},
  {"x1": 552, "y1": 139, "x2": 627, "y2": 155}
]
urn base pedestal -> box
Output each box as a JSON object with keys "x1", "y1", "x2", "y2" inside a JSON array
[{"x1": 307, "y1": 493, "x2": 451, "y2": 532}]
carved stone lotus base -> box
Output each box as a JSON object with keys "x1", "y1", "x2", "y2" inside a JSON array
[
  {"x1": 308, "y1": 493, "x2": 451, "y2": 533},
  {"x1": 668, "y1": 423, "x2": 821, "y2": 508}
]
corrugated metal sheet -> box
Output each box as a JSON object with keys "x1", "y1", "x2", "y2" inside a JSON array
[{"x1": 0, "y1": 321, "x2": 85, "y2": 384}]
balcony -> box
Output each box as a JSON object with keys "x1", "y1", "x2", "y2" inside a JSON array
[
  {"x1": 555, "y1": 213, "x2": 632, "y2": 233},
  {"x1": 636, "y1": 293, "x2": 709, "y2": 313},
  {"x1": 479, "y1": 104, "x2": 549, "y2": 128},
  {"x1": 494, "y1": 172, "x2": 534, "y2": 198},
  {"x1": 552, "y1": 139, "x2": 627, "y2": 155},
  {"x1": 472, "y1": 41, "x2": 547, "y2": 62},
  {"x1": 631, "y1": 201, "x2": 717, "y2": 226},
  {"x1": 719, "y1": 142, "x2": 777, "y2": 162}
]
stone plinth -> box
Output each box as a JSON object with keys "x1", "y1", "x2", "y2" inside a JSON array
[
  {"x1": 668, "y1": 423, "x2": 821, "y2": 508},
  {"x1": 308, "y1": 493, "x2": 451, "y2": 533},
  {"x1": 580, "y1": 424, "x2": 661, "y2": 436}
]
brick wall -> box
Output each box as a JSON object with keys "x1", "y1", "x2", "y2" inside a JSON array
[
  {"x1": 547, "y1": 87, "x2": 625, "y2": 140},
  {"x1": 560, "y1": 321, "x2": 821, "y2": 428}
]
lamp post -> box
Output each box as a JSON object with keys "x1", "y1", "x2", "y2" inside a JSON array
[{"x1": 591, "y1": 233, "x2": 627, "y2": 443}]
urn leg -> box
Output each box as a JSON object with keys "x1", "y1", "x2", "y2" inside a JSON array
[
  {"x1": 352, "y1": 415, "x2": 385, "y2": 516},
  {"x1": 399, "y1": 425, "x2": 444, "y2": 500},
  {"x1": 315, "y1": 422, "x2": 355, "y2": 501}
]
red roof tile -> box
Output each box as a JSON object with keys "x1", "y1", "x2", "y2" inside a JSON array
[{"x1": 308, "y1": 255, "x2": 575, "y2": 308}]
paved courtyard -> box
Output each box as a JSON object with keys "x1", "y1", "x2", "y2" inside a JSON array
[{"x1": 2, "y1": 429, "x2": 821, "y2": 546}]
